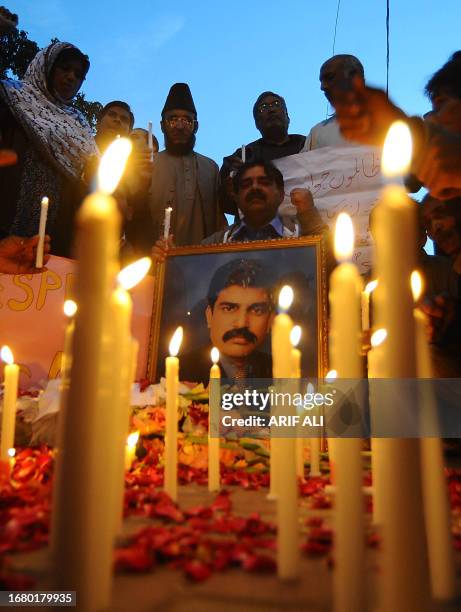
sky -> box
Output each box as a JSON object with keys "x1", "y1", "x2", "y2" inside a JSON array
[{"x1": 5, "y1": 0, "x2": 461, "y2": 166}]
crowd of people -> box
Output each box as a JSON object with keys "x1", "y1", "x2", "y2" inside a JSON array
[{"x1": 1, "y1": 6, "x2": 461, "y2": 375}]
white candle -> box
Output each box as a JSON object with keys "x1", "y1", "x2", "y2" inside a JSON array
[
  {"x1": 165, "y1": 326, "x2": 182, "y2": 502},
  {"x1": 163, "y1": 206, "x2": 172, "y2": 239},
  {"x1": 411, "y1": 272, "x2": 457, "y2": 602},
  {"x1": 35, "y1": 196, "x2": 49, "y2": 268},
  {"x1": 52, "y1": 138, "x2": 132, "y2": 611},
  {"x1": 125, "y1": 431, "x2": 139, "y2": 471},
  {"x1": 0, "y1": 346, "x2": 19, "y2": 463},
  {"x1": 147, "y1": 120, "x2": 154, "y2": 160},
  {"x1": 241, "y1": 144, "x2": 246, "y2": 163},
  {"x1": 361, "y1": 279, "x2": 377, "y2": 331},
  {"x1": 373, "y1": 121, "x2": 430, "y2": 612},
  {"x1": 329, "y1": 213, "x2": 366, "y2": 612},
  {"x1": 290, "y1": 326, "x2": 304, "y2": 480},
  {"x1": 272, "y1": 286, "x2": 299, "y2": 580},
  {"x1": 208, "y1": 347, "x2": 221, "y2": 492}
]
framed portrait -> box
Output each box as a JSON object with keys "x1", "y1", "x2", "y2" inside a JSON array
[{"x1": 147, "y1": 236, "x2": 328, "y2": 384}]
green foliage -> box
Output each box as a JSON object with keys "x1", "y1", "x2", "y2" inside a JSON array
[{"x1": 0, "y1": 30, "x2": 101, "y2": 129}]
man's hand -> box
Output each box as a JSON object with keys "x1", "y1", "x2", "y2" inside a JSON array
[
  {"x1": 419, "y1": 294, "x2": 456, "y2": 344},
  {"x1": 415, "y1": 126, "x2": 461, "y2": 200},
  {"x1": 290, "y1": 188, "x2": 314, "y2": 214},
  {"x1": 0, "y1": 234, "x2": 51, "y2": 274},
  {"x1": 151, "y1": 235, "x2": 175, "y2": 265},
  {"x1": 330, "y1": 76, "x2": 406, "y2": 146},
  {"x1": 0, "y1": 7, "x2": 18, "y2": 34},
  {"x1": 129, "y1": 148, "x2": 153, "y2": 195}
]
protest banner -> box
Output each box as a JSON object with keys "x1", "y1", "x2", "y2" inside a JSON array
[{"x1": 0, "y1": 256, "x2": 153, "y2": 387}]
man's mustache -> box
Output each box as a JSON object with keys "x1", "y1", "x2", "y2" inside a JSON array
[
  {"x1": 222, "y1": 327, "x2": 257, "y2": 344},
  {"x1": 246, "y1": 189, "x2": 267, "y2": 203}
]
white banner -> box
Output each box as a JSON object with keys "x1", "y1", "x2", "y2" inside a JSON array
[{"x1": 275, "y1": 145, "x2": 383, "y2": 274}]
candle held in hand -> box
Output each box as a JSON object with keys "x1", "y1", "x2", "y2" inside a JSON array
[{"x1": 35, "y1": 196, "x2": 49, "y2": 268}]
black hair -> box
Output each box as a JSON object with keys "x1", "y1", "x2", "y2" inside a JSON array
[
  {"x1": 98, "y1": 100, "x2": 135, "y2": 130},
  {"x1": 232, "y1": 159, "x2": 284, "y2": 194},
  {"x1": 321, "y1": 54, "x2": 364, "y2": 78},
  {"x1": 252, "y1": 91, "x2": 287, "y2": 120},
  {"x1": 130, "y1": 128, "x2": 159, "y2": 150},
  {"x1": 425, "y1": 52, "x2": 461, "y2": 101},
  {"x1": 207, "y1": 258, "x2": 274, "y2": 311}
]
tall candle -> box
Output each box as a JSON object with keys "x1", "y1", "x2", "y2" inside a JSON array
[
  {"x1": 290, "y1": 326, "x2": 304, "y2": 480},
  {"x1": 329, "y1": 213, "x2": 366, "y2": 612},
  {"x1": 35, "y1": 196, "x2": 49, "y2": 268},
  {"x1": 241, "y1": 144, "x2": 246, "y2": 163},
  {"x1": 52, "y1": 138, "x2": 132, "y2": 611},
  {"x1": 373, "y1": 121, "x2": 430, "y2": 612},
  {"x1": 361, "y1": 279, "x2": 377, "y2": 331},
  {"x1": 0, "y1": 346, "x2": 19, "y2": 462},
  {"x1": 163, "y1": 207, "x2": 172, "y2": 239},
  {"x1": 147, "y1": 120, "x2": 154, "y2": 160},
  {"x1": 165, "y1": 326, "x2": 182, "y2": 502},
  {"x1": 208, "y1": 347, "x2": 221, "y2": 492},
  {"x1": 272, "y1": 286, "x2": 299, "y2": 579},
  {"x1": 411, "y1": 272, "x2": 457, "y2": 602}
]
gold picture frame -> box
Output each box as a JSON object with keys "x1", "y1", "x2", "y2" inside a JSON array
[{"x1": 147, "y1": 236, "x2": 328, "y2": 383}]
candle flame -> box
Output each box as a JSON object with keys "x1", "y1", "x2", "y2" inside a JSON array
[
  {"x1": 118, "y1": 257, "x2": 152, "y2": 290},
  {"x1": 166, "y1": 206, "x2": 173, "y2": 213},
  {"x1": 7, "y1": 448, "x2": 15, "y2": 459},
  {"x1": 126, "y1": 431, "x2": 139, "y2": 449},
  {"x1": 411, "y1": 270, "x2": 423, "y2": 302},
  {"x1": 1, "y1": 346, "x2": 14, "y2": 365},
  {"x1": 371, "y1": 328, "x2": 387, "y2": 347},
  {"x1": 278, "y1": 285, "x2": 293, "y2": 311},
  {"x1": 169, "y1": 326, "x2": 183, "y2": 357},
  {"x1": 98, "y1": 137, "x2": 132, "y2": 194},
  {"x1": 290, "y1": 325, "x2": 302, "y2": 347},
  {"x1": 325, "y1": 369, "x2": 337, "y2": 382},
  {"x1": 365, "y1": 279, "x2": 378, "y2": 295},
  {"x1": 41, "y1": 196, "x2": 49, "y2": 206},
  {"x1": 63, "y1": 299, "x2": 77, "y2": 318},
  {"x1": 211, "y1": 347, "x2": 219, "y2": 364},
  {"x1": 334, "y1": 212, "x2": 354, "y2": 262},
  {"x1": 381, "y1": 120, "x2": 413, "y2": 177}
]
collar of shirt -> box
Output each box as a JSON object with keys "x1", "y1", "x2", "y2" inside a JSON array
[{"x1": 231, "y1": 215, "x2": 284, "y2": 242}]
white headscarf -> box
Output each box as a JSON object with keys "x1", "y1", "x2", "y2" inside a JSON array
[{"x1": 0, "y1": 41, "x2": 98, "y2": 181}]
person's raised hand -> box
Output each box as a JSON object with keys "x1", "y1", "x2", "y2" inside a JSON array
[
  {"x1": 151, "y1": 235, "x2": 174, "y2": 265},
  {"x1": 0, "y1": 234, "x2": 50, "y2": 274},
  {"x1": 419, "y1": 294, "x2": 456, "y2": 344},
  {"x1": 330, "y1": 76, "x2": 407, "y2": 146},
  {"x1": 290, "y1": 188, "x2": 314, "y2": 214}
]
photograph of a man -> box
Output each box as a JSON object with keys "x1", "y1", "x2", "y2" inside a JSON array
[{"x1": 181, "y1": 258, "x2": 275, "y2": 385}]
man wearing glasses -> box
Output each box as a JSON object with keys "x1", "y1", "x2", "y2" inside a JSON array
[
  {"x1": 146, "y1": 83, "x2": 226, "y2": 247},
  {"x1": 220, "y1": 91, "x2": 306, "y2": 218}
]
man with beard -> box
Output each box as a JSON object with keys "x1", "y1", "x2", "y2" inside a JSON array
[
  {"x1": 145, "y1": 83, "x2": 226, "y2": 247},
  {"x1": 220, "y1": 92, "x2": 306, "y2": 217},
  {"x1": 302, "y1": 54, "x2": 365, "y2": 151},
  {"x1": 180, "y1": 258, "x2": 275, "y2": 385}
]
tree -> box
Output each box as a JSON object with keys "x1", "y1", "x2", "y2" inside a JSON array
[{"x1": 0, "y1": 29, "x2": 102, "y2": 130}]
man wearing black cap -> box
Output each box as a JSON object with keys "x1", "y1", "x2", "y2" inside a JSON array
[
  {"x1": 220, "y1": 91, "x2": 306, "y2": 217},
  {"x1": 145, "y1": 83, "x2": 226, "y2": 247}
]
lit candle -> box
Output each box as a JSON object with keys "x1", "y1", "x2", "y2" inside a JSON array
[
  {"x1": 208, "y1": 347, "x2": 220, "y2": 492},
  {"x1": 241, "y1": 144, "x2": 246, "y2": 163},
  {"x1": 373, "y1": 121, "x2": 430, "y2": 612},
  {"x1": 272, "y1": 286, "x2": 299, "y2": 580},
  {"x1": 269, "y1": 285, "x2": 293, "y2": 500},
  {"x1": 147, "y1": 120, "x2": 154, "y2": 160},
  {"x1": 35, "y1": 196, "x2": 49, "y2": 268},
  {"x1": 412, "y1": 271, "x2": 457, "y2": 602},
  {"x1": 52, "y1": 138, "x2": 132, "y2": 611},
  {"x1": 329, "y1": 213, "x2": 366, "y2": 612},
  {"x1": 1, "y1": 346, "x2": 19, "y2": 463},
  {"x1": 165, "y1": 326, "x2": 182, "y2": 502},
  {"x1": 125, "y1": 431, "x2": 139, "y2": 471},
  {"x1": 7, "y1": 447, "x2": 15, "y2": 471},
  {"x1": 361, "y1": 279, "x2": 377, "y2": 331},
  {"x1": 290, "y1": 326, "x2": 304, "y2": 480},
  {"x1": 163, "y1": 207, "x2": 172, "y2": 239}
]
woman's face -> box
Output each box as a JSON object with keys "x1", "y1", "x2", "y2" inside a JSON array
[{"x1": 51, "y1": 57, "x2": 86, "y2": 101}]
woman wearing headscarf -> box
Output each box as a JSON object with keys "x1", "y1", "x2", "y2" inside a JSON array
[{"x1": 0, "y1": 41, "x2": 98, "y2": 257}]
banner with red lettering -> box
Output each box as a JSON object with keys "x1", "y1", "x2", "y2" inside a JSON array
[{"x1": 0, "y1": 256, "x2": 153, "y2": 387}]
